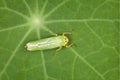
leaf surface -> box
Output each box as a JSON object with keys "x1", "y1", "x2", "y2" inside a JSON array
[{"x1": 0, "y1": 0, "x2": 119, "y2": 80}]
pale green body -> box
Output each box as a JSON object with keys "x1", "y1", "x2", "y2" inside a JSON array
[{"x1": 26, "y1": 36, "x2": 65, "y2": 51}]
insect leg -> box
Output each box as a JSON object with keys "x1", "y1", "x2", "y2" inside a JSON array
[
  {"x1": 52, "y1": 33, "x2": 58, "y2": 36},
  {"x1": 49, "y1": 33, "x2": 58, "y2": 36},
  {"x1": 65, "y1": 43, "x2": 74, "y2": 48},
  {"x1": 62, "y1": 29, "x2": 74, "y2": 36},
  {"x1": 56, "y1": 46, "x2": 62, "y2": 51},
  {"x1": 62, "y1": 32, "x2": 72, "y2": 36}
]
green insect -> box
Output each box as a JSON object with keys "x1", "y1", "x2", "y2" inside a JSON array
[{"x1": 25, "y1": 32, "x2": 73, "y2": 51}]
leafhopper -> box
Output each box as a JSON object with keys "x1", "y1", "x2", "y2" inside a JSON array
[{"x1": 25, "y1": 32, "x2": 73, "y2": 51}]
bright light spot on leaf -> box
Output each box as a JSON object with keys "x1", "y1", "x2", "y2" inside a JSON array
[
  {"x1": 32, "y1": 18, "x2": 41, "y2": 25},
  {"x1": 32, "y1": 17, "x2": 40, "y2": 25},
  {"x1": 29, "y1": 15, "x2": 44, "y2": 27}
]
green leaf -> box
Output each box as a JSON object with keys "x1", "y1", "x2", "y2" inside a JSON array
[{"x1": 0, "y1": 0, "x2": 119, "y2": 80}]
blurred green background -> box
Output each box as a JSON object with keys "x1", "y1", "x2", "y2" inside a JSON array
[{"x1": 0, "y1": 0, "x2": 119, "y2": 80}]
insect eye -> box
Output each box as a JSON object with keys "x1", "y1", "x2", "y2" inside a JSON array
[
  {"x1": 65, "y1": 38, "x2": 68, "y2": 42},
  {"x1": 65, "y1": 40, "x2": 67, "y2": 42}
]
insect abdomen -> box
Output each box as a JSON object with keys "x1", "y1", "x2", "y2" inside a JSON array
[{"x1": 26, "y1": 36, "x2": 65, "y2": 51}]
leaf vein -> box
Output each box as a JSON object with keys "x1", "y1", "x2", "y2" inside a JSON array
[
  {"x1": 0, "y1": 7, "x2": 29, "y2": 20},
  {"x1": 37, "y1": 29, "x2": 48, "y2": 80},
  {"x1": 45, "y1": 19, "x2": 119, "y2": 24},
  {"x1": 70, "y1": 48, "x2": 105, "y2": 80},
  {"x1": 43, "y1": 0, "x2": 69, "y2": 18},
  {"x1": 23, "y1": 0, "x2": 33, "y2": 16},
  {"x1": 0, "y1": 28, "x2": 32, "y2": 78},
  {"x1": 40, "y1": 0, "x2": 48, "y2": 16},
  {"x1": 72, "y1": 56, "x2": 77, "y2": 80},
  {"x1": 90, "y1": 0, "x2": 110, "y2": 18},
  {"x1": 0, "y1": 23, "x2": 29, "y2": 33}
]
